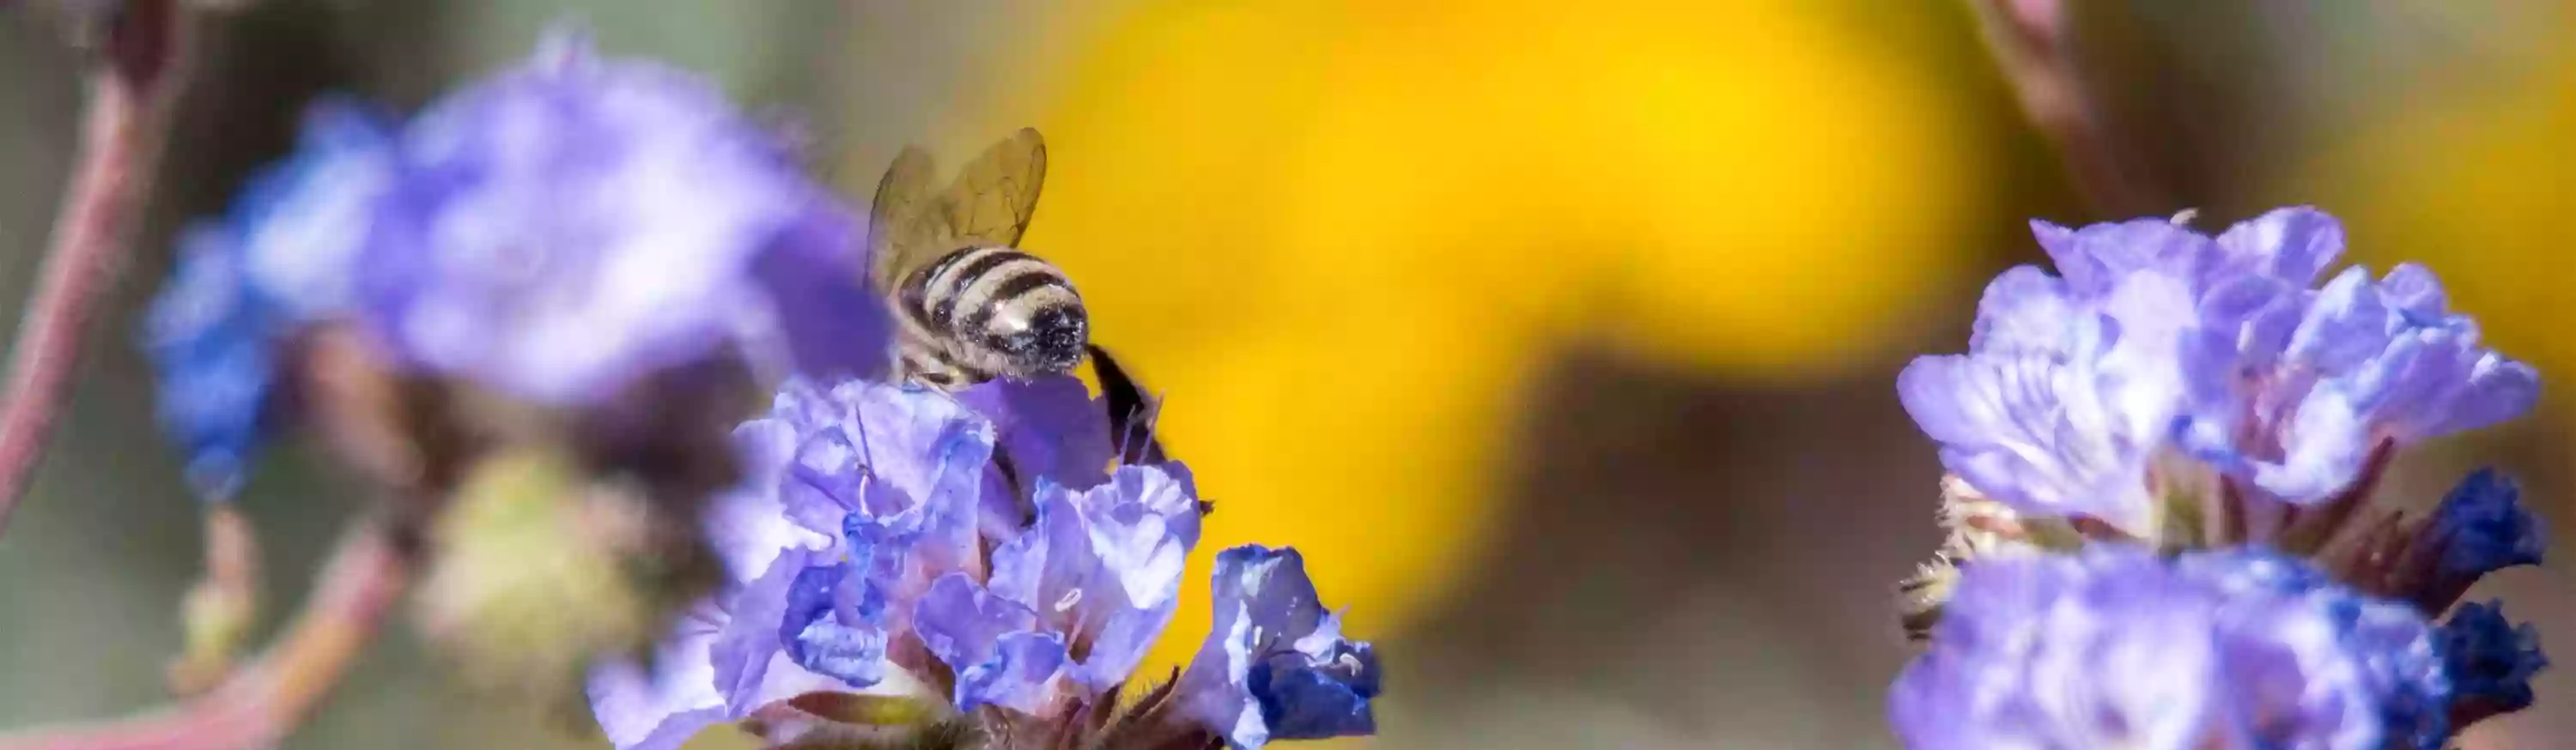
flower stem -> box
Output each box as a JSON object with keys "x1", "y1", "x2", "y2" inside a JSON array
[
  {"x1": 0, "y1": 520, "x2": 410, "y2": 750},
  {"x1": 1962, "y1": 0, "x2": 2171, "y2": 215},
  {"x1": 0, "y1": 0, "x2": 192, "y2": 537}
]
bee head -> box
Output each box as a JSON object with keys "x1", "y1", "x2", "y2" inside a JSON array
[{"x1": 998, "y1": 303, "x2": 1089, "y2": 375}]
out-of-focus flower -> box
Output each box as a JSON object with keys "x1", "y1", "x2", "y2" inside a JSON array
[
  {"x1": 592, "y1": 374, "x2": 1376, "y2": 749},
  {"x1": 1178, "y1": 545, "x2": 1379, "y2": 749},
  {"x1": 358, "y1": 33, "x2": 882, "y2": 407},
  {"x1": 586, "y1": 604, "x2": 729, "y2": 750},
  {"x1": 1889, "y1": 545, "x2": 2448, "y2": 750},
  {"x1": 1900, "y1": 208, "x2": 2536, "y2": 537},
  {"x1": 142, "y1": 98, "x2": 400, "y2": 499}
]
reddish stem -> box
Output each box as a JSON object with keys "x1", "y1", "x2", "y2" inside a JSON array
[
  {"x1": 1963, "y1": 0, "x2": 2169, "y2": 215},
  {"x1": 0, "y1": 0, "x2": 190, "y2": 536},
  {"x1": 0, "y1": 522, "x2": 410, "y2": 750}
]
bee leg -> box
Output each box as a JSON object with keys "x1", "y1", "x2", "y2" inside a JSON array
[{"x1": 1086, "y1": 344, "x2": 1168, "y2": 466}]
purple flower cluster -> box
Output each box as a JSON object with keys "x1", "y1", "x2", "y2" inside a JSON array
[
  {"x1": 143, "y1": 33, "x2": 884, "y2": 493},
  {"x1": 588, "y1": 377, "x2": 1377, "y2": 749},
  {"x1": 1892, "y1": 546, "x2": 2449, "y2": 750},
  {"x1": 1891, "y1": 209, "x2": 2549, "y2": 749},
  {"x1": 1899, "y1": 208, "x2": 2537, "y2": 534},
  {"x1": 359, "y1": 36, "x2": 883, "y2": 404}
]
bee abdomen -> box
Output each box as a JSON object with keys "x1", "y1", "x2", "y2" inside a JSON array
[{"x1": 901, "y1": 245, "x2": 1088, "y2": 378}]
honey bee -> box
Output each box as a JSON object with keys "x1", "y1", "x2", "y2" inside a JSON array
[
  {"x1": 866, "y1": 128, "x2": 1086, "y2": 390},
  {"x1": 865, "y1": 131, "x2": 1205, "y2": 517}
]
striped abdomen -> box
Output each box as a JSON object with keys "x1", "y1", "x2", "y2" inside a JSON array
[{"x1": 893, "y1": 245, "x2": 1089, "y2": 390}]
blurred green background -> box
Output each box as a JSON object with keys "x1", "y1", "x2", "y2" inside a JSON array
[{"x1": 1, "y1": 1, "x2": 2570, "y2": 748}]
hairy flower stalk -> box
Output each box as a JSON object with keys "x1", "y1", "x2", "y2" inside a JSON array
[{"x1": 1891, "y1": 208, "x2": 2548, "y2": 748}]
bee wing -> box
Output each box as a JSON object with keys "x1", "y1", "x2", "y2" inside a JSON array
[
  {"x1": 938, "y1": 127, "x2": 1048, "y2": 250},
  {"x1": 866, "y1": 146, "x2": 946, "y2": 291}
]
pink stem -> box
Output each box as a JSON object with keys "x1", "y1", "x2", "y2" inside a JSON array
[
  {"x1": 0, "y1": 0, "x2": 190, "y2": 536},
  {"x1": 1962, "y1": 0, "x2": 2169, "y2": 215},
  {"x1": 0, "y1": 522, "x2": 410, "y2": 750}
]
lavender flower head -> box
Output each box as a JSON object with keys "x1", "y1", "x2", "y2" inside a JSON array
[
  {"x1": 359, "y1": 33, "x2": 883, "y2": 406},
  {"x1": 143, "y1": 97, "x2": 401, "y2": 499},
  {"x1": 1899, "y1": 208, "x2": 2537, "y2": 536},
  {"x1": 591, "y1": 374, "x2": 1380, "y2": 749},
  {"x1": 1891, "y1": 209, "x2": 2552, "y2": 747},
  {"x1": 1890, "y1": 545, "x2": 2449, "y2": 750}
]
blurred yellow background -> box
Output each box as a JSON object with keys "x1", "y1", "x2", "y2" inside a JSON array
[{"x1": 956, "y1": 0, "x2": 1988, "y2": 680}]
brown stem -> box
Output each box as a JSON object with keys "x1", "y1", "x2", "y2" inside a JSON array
[
  {"x1": 0, "y1": 520, "x2": 410, "y2": 750},
  {"x1": 0, "y1": 0, "x2": 191, "y2": 536},
  {"x1": 1962, "y1": 0, "x2": 2169, "y2": 215}
]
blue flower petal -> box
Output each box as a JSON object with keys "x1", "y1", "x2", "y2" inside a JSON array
[
  {"x1": 1178, "y1": 545, "x2": 1380, "y2": 748},
  {"x1": 957, "y1": 631, "x2": 1070, "y2": 714}
]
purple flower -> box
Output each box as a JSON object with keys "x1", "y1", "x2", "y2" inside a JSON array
[
  {"x1": 694, "y1": 378, "x2": 997, "y2": 695},
  {"x1": 1902, "y1": 208, "x2": 2537, "y2": 536},
  {"x1": 2438, "y1": 600, "x2": 2548, "y2": 728},
  {"x1": 1898, "y1": 250, "x2": 2196, "y2": 532},
  {"x1": 913, "y1": 572, "x2": 1065, "y2": 713},
  {"x1": 586, "y1": 605, "x2": 728, "y2": 750},
  {"x1": 587, "y1": 561, "x2": 854, "y2": 750},
  {"x1": 2183, "y1": 262, "x2": 2538, "y2": 500},
  {"x1": 1888, "y1": 545, "x2": 2447, "y2": 750},
  {"x1": 593, "y1": 367, "x2": 1382, "y2": 747},
  {"x1": 914, "y1": 463, "x2": 1205, "y2": 706},
  {"x1": 958, "y1": 375, "x2": 1119, "y2": 536},
  {"x1": 142, "y1": 97, "x2": 400, "y2": 499},
  {"x1": 357, "y1": 34, "x2": 883, "y2": 406},
  {"x1": 1178, "y1": 545, "x2": 1380, "y2": 749}
]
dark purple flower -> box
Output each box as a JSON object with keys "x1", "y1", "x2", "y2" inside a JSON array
[
  {"x1": 2402, "y1": 469, "x2": 2547, "y2": 613},
  {"x1": 2439, "y1": 600, "x2": 2548, "y2": 728}
]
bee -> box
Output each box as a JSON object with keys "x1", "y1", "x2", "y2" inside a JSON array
[
  {"x1": 866, "y1": 128, "x2": 1087, "y2": 390},
  {"x1": 866, "y1": 131, "x2": 1207, "y2": 517}
]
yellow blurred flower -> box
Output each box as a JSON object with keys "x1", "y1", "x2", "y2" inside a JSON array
[{"x1": 852, "y1": 0, "x2": 1990, "y2": 683}]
